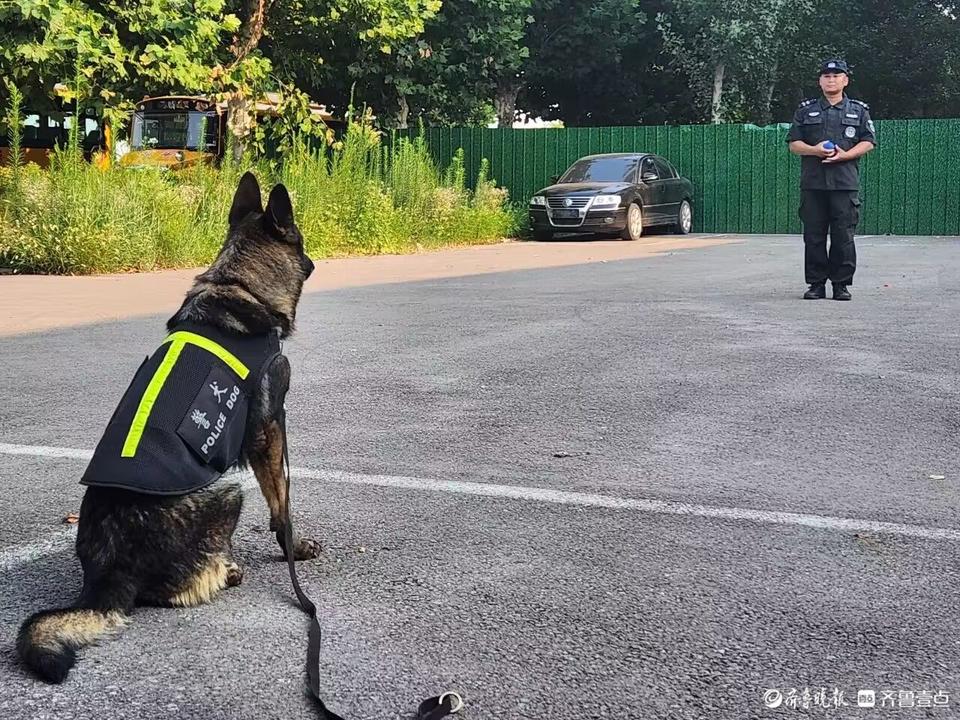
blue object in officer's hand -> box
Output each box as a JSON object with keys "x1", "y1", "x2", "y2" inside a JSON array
[{"x1": 823, "y1": 140, "x2": 837, "y2": 156}]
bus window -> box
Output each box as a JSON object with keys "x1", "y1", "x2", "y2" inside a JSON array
[
  {"x1": 22, "y1": 114, "x2": 41, "y2": 145},
  {"x1": 0, "y1": 109, "x2": 102, "y2": 165},
  {"x1": 131, "y1": 110, "x2": 217, "y2": 151}
]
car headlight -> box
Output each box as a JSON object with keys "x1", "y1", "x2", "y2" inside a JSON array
[
  {"x1": 530, "y1": 195, "x2": 547, "y2": 207},
  {"x1": 592, "y1": 195, "x2": 621, "y2": 208}
]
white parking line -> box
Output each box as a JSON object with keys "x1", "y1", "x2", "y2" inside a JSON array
[
  {"x1": 0, "y1": 443, "x2": 93, "y2": 460},
  {"x1": 0, "y1": 526, "x2": 77, "y2": 572},
  {"x1": 2, "y1": 441, "x2": 960, "y2": 569},
  {"x1": 0, "y1": 444, "x2": 262, "y2": 571},
  {"x1": 310, "y1": 467, "x2": 960, "y2": 540}
]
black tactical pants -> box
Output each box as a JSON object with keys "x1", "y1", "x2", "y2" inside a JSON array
[{"x1": 800, "y1": 190, "x2": 860, "y2": 286}]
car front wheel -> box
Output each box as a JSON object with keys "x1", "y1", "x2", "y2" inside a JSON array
[
  {"x1": 674, "y1": 199, "x2": 693, "y2": 235},
  {"x1": 621, "y1": 202, "x2": 644, "y2": 240}
]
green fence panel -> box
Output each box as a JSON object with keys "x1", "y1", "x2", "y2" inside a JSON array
[{"x1": 397, "y1": 119, "x2": 960, "y2": 235}]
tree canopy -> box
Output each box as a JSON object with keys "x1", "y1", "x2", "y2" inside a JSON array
[{"x1": 1, "y1": 0, "x2": 957, "y2": 133}]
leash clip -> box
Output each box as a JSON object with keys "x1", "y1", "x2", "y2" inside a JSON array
[{"x1": 438, "y1": 691, "x2": 464, "y2": 714}]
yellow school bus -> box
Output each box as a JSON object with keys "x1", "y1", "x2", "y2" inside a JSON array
[
  {"x1": 0, "y1": 105, "x2": 105, "y2": 168},
  {"x1": 119, "y1": 94, "x2": 337, "y2": 170}
]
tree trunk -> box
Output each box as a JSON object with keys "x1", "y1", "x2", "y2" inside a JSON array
[
  {"x1": 711, "y1": 62, "x2": 725, "y2": 124},
  {"x1": 396, "y1": 95, "x2": 410, "y2": 129},
  {"x1": 761, "y1": 61, "x2": 778, "y2": 126},
  {"x1": 232, "y1": 0, "x2": 273, "y2": 62},
  {"x1": 226, "y1": 93, "x2": 255, "y2": 162},
  {"x1": 227, "y1": 0, "x2": 274, "y2": 156},
  {"x1": 495, "y1": 80, "x2": 522, "y2": 128}
]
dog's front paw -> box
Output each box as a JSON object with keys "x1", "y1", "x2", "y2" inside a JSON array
[
  {"x1": 276, "y1": 532, "x2": 322, "y2": 561},
  {"x1": 225, "y1": 561, "x2": 245, "y2": 587},
  {"x1": 291, "y1": 537, "x2": 322, "y2": 561}
]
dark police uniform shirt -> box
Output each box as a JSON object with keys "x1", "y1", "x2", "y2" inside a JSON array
[{"x1": 786, "y1": 95, "x2": 877, "y2": 190}]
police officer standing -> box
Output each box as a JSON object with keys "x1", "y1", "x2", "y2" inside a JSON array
[{"x1": 787, "y1": 59, "x2": 876, "y2": 300}]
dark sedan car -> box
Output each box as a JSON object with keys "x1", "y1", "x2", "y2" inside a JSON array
[{"x1": 528, "y1": 153, "x2": 694, "y2": 241}]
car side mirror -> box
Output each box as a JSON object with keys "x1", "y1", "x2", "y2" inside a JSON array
[
  {"x1": 550, "y1": 174, "x2": 560, "y2": 183},
  {"x1": 641, "y1": 172, "x2": 658, "y2": 183}
]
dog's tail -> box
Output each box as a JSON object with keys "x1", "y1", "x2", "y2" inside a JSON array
[{"x1": 17, "y1": 607, "x2": 128, "y2": 683}]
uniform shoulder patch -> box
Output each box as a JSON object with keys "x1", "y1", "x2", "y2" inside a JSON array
[
  {"x1": 798, "y1": 98, "x2": 817, "y2": 108},
  {"x1": 850, "y1": 98, "x2": 870, "y2": 109}
]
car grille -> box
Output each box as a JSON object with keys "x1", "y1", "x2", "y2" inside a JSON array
[{"x1": 547, "y1": 197, "x2": 590, "y2": 209}]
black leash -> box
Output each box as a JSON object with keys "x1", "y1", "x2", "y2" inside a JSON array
[{"x1": 276, "y1": 408, "x2": 463, "y2": 720}]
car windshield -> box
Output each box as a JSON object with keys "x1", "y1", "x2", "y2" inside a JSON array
[
  {"x1": 131, "y1": 111, "x2": 217, "y2": 151},
  {"x1": 560, "y1": 157, "x2": 637, "y2": 183}
]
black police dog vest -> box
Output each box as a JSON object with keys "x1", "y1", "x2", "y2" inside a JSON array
[{"x1": 81, "y1": 324, "x2": 282, "y2": 495}]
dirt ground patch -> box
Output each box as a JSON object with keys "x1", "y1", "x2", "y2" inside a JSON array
[{"x1": 0, "y1": 234, "x2": 738, "y2": 336}]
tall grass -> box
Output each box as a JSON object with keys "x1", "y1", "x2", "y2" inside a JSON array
[
  {"x1": 0, "y1": 108, "x2": 519, "y2": 274},
  {"x1": 4, "y1": 84, "x2": 23, "y2": 182}
]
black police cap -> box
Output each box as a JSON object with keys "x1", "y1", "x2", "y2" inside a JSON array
[{"x1": 820, "y1": 59, "x2": 849, "y2": 75}]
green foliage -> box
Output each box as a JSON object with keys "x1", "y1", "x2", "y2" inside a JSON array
[
  {"x1": 4, "y1": 82, "x2": 24, "y2": 179},
  {"x1": 521, "y1": 0, "x2": 653, "y2": 126},
  {"x1": 278, "y1": 113, "x2": 515, "y2": 257},
  {"x1": 0, "y1": 0, "x2": 254, "y2": 109},
  {"x1": 1, "y1": 0, "x2": 956, "y2": 155},
  {"x1": 657, "y1": 0, "x2": 960, "y2": 123},
  {"x1": 260, "y1": 0, "x2": 442, "y2": 112},
  {"x1": 656, "y1": 0, "x2": 810, "y2": 122},
  {"x1": 250, "y1": 84, "x2": 336, "y2": 157},
  {"x1": 293, "y1": 0, "x2": 533, "y2": 128},
  {"x1": 0, "y1": 109, "x2": 517, "y2": 274},
  {"x1": 0, "y1": 0, "x2": 440, "y2": 149},
  {"x1": 772, "y1": 0, "x2": 960, "y2": 120},
  {"x1": 0, "y1": 160, "x2": 235, "y2": 273}
]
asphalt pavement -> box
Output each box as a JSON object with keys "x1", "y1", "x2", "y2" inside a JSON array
[{"x1": 1, "y1": 234, "x2": 959, "y2": 719}]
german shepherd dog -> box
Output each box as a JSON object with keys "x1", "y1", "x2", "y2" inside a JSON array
[{"x1": 17, "y1": 172, "x2": 319, "y2": 683}]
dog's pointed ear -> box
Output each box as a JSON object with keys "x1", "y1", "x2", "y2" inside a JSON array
[
  {"x1": 229, "y1": 172, "x2": 263, "y2": 227},
  {"x1": 264, "y1": 183, "x2": 295, "y2": 233}
]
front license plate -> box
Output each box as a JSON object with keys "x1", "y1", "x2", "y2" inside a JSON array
[{"x1": 552, "y1": 209, "x2": 579, "y2": 219}]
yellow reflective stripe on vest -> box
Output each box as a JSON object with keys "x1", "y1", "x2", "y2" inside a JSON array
[
  {"x1": 165, "y1": 332, "x2": 250, "y2": 380},
  {"x1": 120, "y1": 332, "x2": 250, "y2": 457}
]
